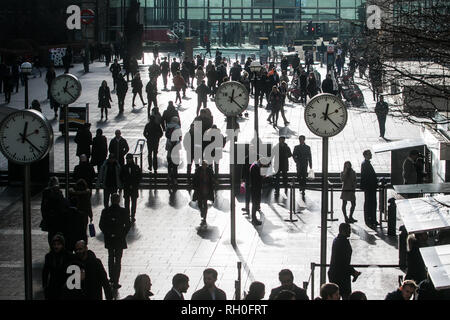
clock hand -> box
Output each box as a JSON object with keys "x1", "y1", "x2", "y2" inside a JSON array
[
  {"x1": 326, "y1": 117, "x2": 340, "y2": 129},
  {"x1": 324, "y1": 103, "x2": 330, "y2": 120},
  {"x1": 231, "y1": 98, "x2": 244, "y2": 110},
  {"x1": 64, "y1": 89, "x2": 77, "y2": 100},
  {"x1": 22, "y1": 122, "x2": 28, "y2": 143},
  {"x1": 19, "y1": 134, "x2": 41, "y2": 152},
  {"x1": 17, "y1": 129, "x2": 39, "y2": 142}
]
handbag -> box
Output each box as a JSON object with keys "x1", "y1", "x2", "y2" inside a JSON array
[
  {"x1": 240, "y1": 182, "x2": 246, "y2": 195},
  {"x1": 89, "y1": 223, "x2": 96, "y2": 237},
  {"x1": 307, "y1": 168, "x2": 315, "y2": 180}
]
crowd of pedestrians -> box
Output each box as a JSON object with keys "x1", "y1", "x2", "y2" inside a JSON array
[{"x1": 32, "y1": 39, "x2": 444, "y2": 301}]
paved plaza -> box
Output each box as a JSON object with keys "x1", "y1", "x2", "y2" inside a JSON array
[{"x1": 0, "y1": 53, "x2": 423, "y2": 300}]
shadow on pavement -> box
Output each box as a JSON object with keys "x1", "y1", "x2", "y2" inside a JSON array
[{"x1": 196, "y1": 225, "x2": 220, "y2": 242}]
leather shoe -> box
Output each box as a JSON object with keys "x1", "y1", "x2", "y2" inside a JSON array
[
  {"x1": 352, "y1": 271, "x2": 361, "y2": 282},
  {"x1": 113, "y1": 283, "x2": 122, "y2": 289}
]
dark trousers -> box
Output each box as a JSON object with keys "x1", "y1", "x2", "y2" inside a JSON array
[
  {"x1": 197, "y1": 98, "x2": 207, "y2": 115},
  {"x1": 275, "y1": 170, "x2": 288, "y2": 194},
  {"x1": 107, "y1": 248, "x2": 123, "y2": 284},
  {"x1": 254, "y1": 89, "x2": 264, "y2": 106},
  {"x1": 251, "y1": 190, "x2": 261, "y2": 221},
  {"x1": 296, "y1": 165, "x2": 308, "y2": 193},
  {"x1": 4, "y1": 90, "x2": 11, "y2": 103},
  {"x1": 132, "y1": 91, "x2": 145, "y2": 106},
  {"x1": 198, "y1": 199, "x2": 208, "y2": 219},
  {"x1": 168, "y1": 157, "x2": 178, "y2": 184},
  {"x1": 103, "y1": 187, "x2": 118, "y2": 208},
  {"x1": 147, "y1": 96, "x2": 157, "y2": 116},
  {"x1": 112, "y1": 76, "x2": 118, "y2": 90},
  {"x1": 147, "y1": 141, "x2": 159, "y2": 172},
  {"x1": 47, "y1": 84, "x2": 51, "y2": 99},
  {"x1": 124, "y1": 194, "x2": 137, "y2": 218},
  {"x1": 118, "y1": 95, "x2": 125, "y2": 113},
  {"x1": 0, "y1": 78, "x2": 3, "y2": 93},
  {"x1": 364, "y1": 190, "x2": 377, "y2": 226},
  {"x1": 175, "y1": 89, "x2": 182, "y2": 104},
  {"x1": 162, "y1": 73, "x2": 168, "y2": 88},
  {"x1": 377, "y1": 115, "x2": 386, "y2": 138},
  {"x1": 244, "y1": 180, "x2": 251, "y2": 210},
  {"x1": 342, "y1": 200, "x2": 356, "y2": 219}
]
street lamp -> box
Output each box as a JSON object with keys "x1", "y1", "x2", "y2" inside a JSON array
[
  {"x1": 250, "y1": 60, "x2": 262, "y2": 158},
  {"x1": 20, "y1": 62, "x2": 33, "y2": 109}
]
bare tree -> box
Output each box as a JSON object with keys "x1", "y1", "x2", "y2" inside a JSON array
[{"x1": 346, "y1": 0, "x2": 450, "y2": 126}]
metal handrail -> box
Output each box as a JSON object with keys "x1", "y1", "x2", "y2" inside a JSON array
[{"x1": 131, "y1": 139, "x2": 146, "y2": 169}]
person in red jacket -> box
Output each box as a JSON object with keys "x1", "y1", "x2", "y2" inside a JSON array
[{"x1": 173, "y1": 71, "x2": 186, "y2": 105}]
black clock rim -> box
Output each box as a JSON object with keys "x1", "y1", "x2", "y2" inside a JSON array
[
  {"x1": 50, "y1": 74, "x2": 82, "y2": 105},
  {"x1": 304, "y1": 93, "x2": 348, "y2": 138},
  {"x1": 0, "y1": 110, "x2": 54, "y2": 165}
]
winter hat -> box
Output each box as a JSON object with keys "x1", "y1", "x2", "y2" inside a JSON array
[{"x1": 51, "y1": 233, "x2": 65, "y2": 247}]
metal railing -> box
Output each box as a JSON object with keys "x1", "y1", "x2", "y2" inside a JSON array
[
  {"x1": 306, "y1": 262, "x2": 401, "y2": 299},
  {"x1": 131, "y1": 139, "x2": 146, "y2": 169}
]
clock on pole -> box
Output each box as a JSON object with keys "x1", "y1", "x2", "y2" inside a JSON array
[
  {"x1": 304, "y1": 93, "x2": 348, "y2": 286},
  {"x1": 50, "y1": 73, "x2": 82, "y2": 197},
  {"x1": 215, "y1": 81, "x2": 249, "y2": 245},
  {"x1": 0, "y1": 109, "x2": 54, "y2": 300}
]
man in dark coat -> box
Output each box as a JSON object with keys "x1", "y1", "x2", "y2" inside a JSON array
[
  {"x1": 164, "y1": 273, "x2": 190, "y2": 300},
  {"x1": 143, "y1": 115, "x2": 163, "y2": 174},
  {"x1": 360, "y1": 149, "x2": 379, "y2": 228},
  {"x1": 91, "y1": 128, "x2": 108, "y2": 174},
  {"x1": 195, "y1": 80, "x2": 211, "y2": 116},
  {"x1": 250, "y1": 159, "x2": 264, "y2": 226},
  {"x1": 108, "y1": 129, "x2": 129, "y2": 166},
  {"x1": 385, "y1": 280, "x2": 418, "y2": 300},
  {"x1": 97, "y1": 154, "x2": 122, "y2": 208},
  {"x1": 45, "y1": 66, "x2": 56, "y2": 99},
  {"x1": 321, "y1": 73, "x2": 334, "y2": 94},
  {"x1": 74, "y1": 123, "x2": 93, "y2": 161},
  {"x1": 191, "y1": 268, "x2": 226, "y2": 300},
  {"x1": 160, "y1": 57, "x2": 170, "y2": 90},
  {"x1": 230, "y1": 62, "x2": 242, "y2": 81},
  {"x1": 41, "y1": 177, "x2": 69, "y2": 246},
  {"x1": 42, "y1": 234, "x2": 74, "y2": 300},
  {"x1": 273, "y1": 136, "x2": 292, "y2": 197},
  {"x1": 193, "y1": 160, "x2": 217, "y2": 227},
  {"x1": 73, "y1": 154, "x2": 96, "y2": 189},
  {"x1": 293, "y1": 135, "x2": 312, "y2": 200},
  {"x1": 73, "y1": 240, "x2": 113, "y2": 300},
  {"x1": 109, "y1": 59, "x2": 121, "y2": 90},
  {"x1": 115, "y1": 73, "x2": 128, "y2": 114},
  {"x1": 328, "y1": 223, "x2": 361, "y2": 300},
  {"x1": 145, "y1": 78, "x2": 158, "y2": 118},
  {"x1": 170, "y1": 57, "x2": 180, "y2": 78},
  {"x1": 99, "y1": 193, "x2": 131, "y2": 289},
  {"x1": 120, "y1": 154, "x2": 142, "y2": 223},
  {"x1": 269, "y1": 269, "x2": 309, "y2": 300},
  {"x1": 375, "y1": 95, "x2": 389, "y2": 138},
  {"x1": 280, "y1": 56, "x2": 289, "y2": 73},
  {"x1": 162, "y1": 101, "x2": 180, "y2": 129},
  {"x1": 292, "y1": 54, "x2": 300, "y2": 71}
]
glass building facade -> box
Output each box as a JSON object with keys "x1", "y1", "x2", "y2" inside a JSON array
[{"x1": 108, "y1": 0, "x2": 367, "y2": 45}]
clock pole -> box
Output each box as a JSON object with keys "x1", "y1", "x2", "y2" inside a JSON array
[
  {"x1": 320, "y1": 136, "x2": 329, "y2": 285},
  {"x1": 64, "y1": 105, "x2": 70, "y2": 197},
  {"x1": 231, "y1": 116, "x2": 236, "y2": 247},
  {"x1": 23, "y1": 164, "x2": 33, "y2": 300}
]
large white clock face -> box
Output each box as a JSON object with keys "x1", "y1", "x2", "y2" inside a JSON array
[
  {"x1": 0, "y1": 110, "x2": 54, "y2": 164},
  {"x1": 215, "y1": 81, "x2": 249, "y2": 116},
  {"x1": 50, "y1": 74, "x2": 82, "y2": 105},
  {"x1": 304, "y1": 93, "x2": 348, "y2": 137}
]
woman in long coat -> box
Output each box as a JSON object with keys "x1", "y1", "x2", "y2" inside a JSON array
[
  {"x1": 91, "y1": 128, "x2": 108, "y2": 174},
  {"x1": 340, "y1": 161, "x2": 357, "y2": 223},
  {"x1": 98, "y1": 80, "x2": 112, "y2": 120},
  {"x1": 69, "y1": 179, "x2": 93, "y2": 233},
  {"x1": 192, "y1": 160, "x2": 217, "y2": 227}
]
